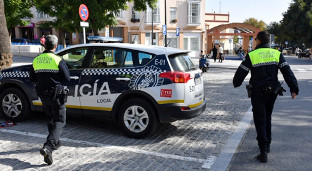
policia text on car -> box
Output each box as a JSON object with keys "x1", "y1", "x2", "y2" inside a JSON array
[
  {"x1": 30, "y1": 35, "x2": 70, "y2": 165},
  {"x1": 233, "y1": 31, "x2": 299, "y2": 163}
]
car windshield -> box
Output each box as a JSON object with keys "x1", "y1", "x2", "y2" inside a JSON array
[{"x1": 168, "y1": 53, "x2": 196, "y2": 72}]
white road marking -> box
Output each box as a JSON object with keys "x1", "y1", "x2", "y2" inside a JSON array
[
  {"x1": 297, "y1": 69, "x2": 307, "y2": 72},
  {"x1": 207, "y1": 106, "x2": 253, "y2": 170},
  {"x1": 0, "y1": 128, "x2": 216, "y2": 167}
]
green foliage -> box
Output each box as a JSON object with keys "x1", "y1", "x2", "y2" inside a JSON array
[
  {"x1": 280, "y1": 0, "x2": 312, "y2": 47},
  {"x1": 233, "y1": 35, "x2": 239, "y2": 44},
  {"x1": 243, "y1": 18, "x2": 267, "y2": 31},
  {"x1": 4, "y1": 0, "x2": 33, "y2": 34}
]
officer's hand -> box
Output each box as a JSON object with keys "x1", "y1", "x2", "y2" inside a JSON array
[{"x1": 291, "y1": 92, "x2": 297, "y2": 99}]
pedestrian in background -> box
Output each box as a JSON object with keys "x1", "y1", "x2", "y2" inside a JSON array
[
  {"x1": 218, "y1": 44, "x2": 223, "y2": 63},
  {"x1": 233, "y1": 31, "x2": 299, "y2": 163},
  {"x1": 212, "y1": 45, "x2": 217, "y2": 62},
  {"x1": 30, "y1": 35, "x2": 70, "y2": 165},
  {"x1": 40, "y1": 35, "x2": 45, "y2": 47}
]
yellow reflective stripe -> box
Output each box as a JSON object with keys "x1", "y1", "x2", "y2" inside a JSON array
[
  {"x1": 249, "y1": 48, "x2": 280, "y2": 66},
  {"x1": 33, "y1": 53, "x2": 62, "y2": 71},
  {"x1": 157, "y1": 100, "x2": 184, "y2": 104},
  {"x1": 188, "y1": 100, "x2": 204, "y2": 108}
]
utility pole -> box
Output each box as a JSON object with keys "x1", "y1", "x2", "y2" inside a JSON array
[{"x1": 164, "y1": 0, "x2": 167, "y2": 47}]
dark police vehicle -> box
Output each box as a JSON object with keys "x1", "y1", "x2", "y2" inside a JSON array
[{"x1": 0, "y1": 43, "x2": 206, "y2": 138}]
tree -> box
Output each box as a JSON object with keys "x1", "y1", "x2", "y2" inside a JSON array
[
  {"x1": 4, "y1": 0, "x2": 33, "y2": 38},
  {"x1": 243, "y1": 18, "x2": 267, "y2": 31},
  {"x1": 280, "y1": 0, "x2": 312, "y2": 47},
  {"x1": 34, "y1": 0, "x2": 158, "y2": 46},
  {"x1": 0, "y1": 0, "x2": 13, "y2": 70},
  {"x1": 266, "y1": 22, "x2": 283, "y2": 44}
]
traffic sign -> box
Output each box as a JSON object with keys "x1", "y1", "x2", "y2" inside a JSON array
[
  {"x1": 163, "y1": 25, "x2": 167, "y2": 35},
  {"x1": 79, "y1": 4, "x2": 89, "y2": 21},
  {"x1": 176, "y1": 27, "x2": 180, "y2": 36}
]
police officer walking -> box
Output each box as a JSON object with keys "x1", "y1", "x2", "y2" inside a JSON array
[
  {"x1": 233, "y1": 31, "x2": 299, "y2": 163},
  {"x1": 30, "y1": 35, "x2": 70, "y2": 165}
]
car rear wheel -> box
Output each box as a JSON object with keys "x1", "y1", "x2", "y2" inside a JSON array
[
  {"x1": 0, "y1": 88, "x2": 31, "y2": 122},
  {"x1": 118, "y1": 98, "x2": 158, "y2": 138}
]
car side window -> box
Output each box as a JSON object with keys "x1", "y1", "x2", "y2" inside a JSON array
[
  {"x1": 139, "y1": 52, "x2": 153, "y2": 66},
  {"x1": 61, "y1": 48, "x2": 88, "y2": 69},
  {"x1": 91, "y1": 48, "x2": 135, "y2": 68}
]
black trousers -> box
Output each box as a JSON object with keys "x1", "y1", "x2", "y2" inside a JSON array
[
  {"x1": 219, "y1": 53, "x2": 223, "y2": 62},
  {"x1": 251, "y1": 90, "x2": 277, "y2": 149},
  {"x1": 40, "y1": 95, "x2": 66, "y2": 152}
]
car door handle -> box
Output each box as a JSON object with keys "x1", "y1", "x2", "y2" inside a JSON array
[
  {"x1": 116, "y1": 78, "x2": 130, "y2": 81},
  {"x1": 70, "y1": 76, "x2": 79, "y2": 80}
]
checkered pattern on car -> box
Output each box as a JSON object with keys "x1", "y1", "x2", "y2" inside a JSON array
[
  {"x1": 82, "y1": 67, "x2": 164, "y2": 76},
  {"x1": 0, "y1": 71, "x2": 29, "y2": 78}
]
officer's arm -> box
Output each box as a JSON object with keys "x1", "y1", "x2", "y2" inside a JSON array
[
  {"x1": 29, "y1": 66, "x2": 37, "y2": 82},
  {"x1": 58, "y1": 60, "x2": 70, "y2": 82},
  {"x1": 279, "y1": 54, "x2": 299, "y2": 95},
  {"x1": 233, "y1": 54, "x2": 252, "y2": 88}
]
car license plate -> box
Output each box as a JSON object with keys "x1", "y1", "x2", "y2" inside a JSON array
[{"x1": 195, "y1": 77, "x2": 201, "y2": 85}]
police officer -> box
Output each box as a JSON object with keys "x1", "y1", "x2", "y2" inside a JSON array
[
  {"x1": 233, "y1": 31, "x2": 299, "y2": 163},
  {"x1": 30, "y1": 35, "x2": 70, "y2": 165}
]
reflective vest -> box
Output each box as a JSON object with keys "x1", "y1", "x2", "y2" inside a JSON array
[
  {"x1": 249, "y1": 48, "x2": 280, "y2": 67},
  {"x1": 33, "y1": 53, "x2": 62, "y2": 72}
]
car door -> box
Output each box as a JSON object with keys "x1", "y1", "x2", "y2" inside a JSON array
[
  {"x1": 78, "y1": 46, "x2": 142, "y2": 115},
  {"x1": 57, "y1": 46, "x2": 92, "y2": 114}
]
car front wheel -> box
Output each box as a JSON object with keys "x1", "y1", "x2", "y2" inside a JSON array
[
  {"x1": 118, "y1": 98, "x2": 158, "y2": 138},
  {"x1": 0, "y1": 88, "x2": 31, "y2": 122}
]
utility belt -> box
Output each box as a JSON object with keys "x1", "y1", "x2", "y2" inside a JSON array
[
  {"x1": 42, "y1": 85, "x2": 69, "y2": 103},
  {"x1": 246, "y1": 82, "x2": 286, "y2": 98}
]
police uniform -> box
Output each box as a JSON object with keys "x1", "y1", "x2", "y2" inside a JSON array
[
  {"x1": 30, "y1": 50, "x2": 70, "y2": 152},
  {"x1": 233, "y1": 43, "x2": 299, "y2": 153}
]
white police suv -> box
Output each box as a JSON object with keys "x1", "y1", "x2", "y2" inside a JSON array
[{"x1": 0, "y1": 43, "x2": 206, "y2": 138}]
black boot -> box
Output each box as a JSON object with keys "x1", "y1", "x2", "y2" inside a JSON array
[
  {"x1": 257, "y1": 147, "x2": 268, "y2": 163},
  {"x1": 40, "y1": 147, "x2": 53, "y2": 165}
]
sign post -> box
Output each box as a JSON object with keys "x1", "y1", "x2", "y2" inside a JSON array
[{"x1": 79, "y1": 4, "x2": 89, "y2": 44}]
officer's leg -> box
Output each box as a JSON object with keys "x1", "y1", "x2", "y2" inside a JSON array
[
  {"x1": 46, "y1": 98, "x2": 66, "y2": 150},
  {"x1": 41, "y1": 98, "x2": 55, "y2": 151},
  {"x1": 265, "y1": 95, "x2": 278, "y2": 148},
  {"x1": 251, "y1": 93, "x2": 267, "y2": 149}
]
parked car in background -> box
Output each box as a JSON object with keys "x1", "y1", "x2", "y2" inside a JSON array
[
  {"x1": 282, "y1": 48, "x2": 292, "y2": 55},
  {"x1": 29, "y1": 39, "x2": 41, "y2": 45},
  {"x1": 298, "y1": 49, "x2": 311, "y2": 59},
  {"x1": 11, "y1": 38, "x2": 29, "y2": 44}
]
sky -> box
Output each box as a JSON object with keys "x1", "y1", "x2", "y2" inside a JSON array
[{"x1": 206, "y1": 0, "x2": 293, "y2": 24}]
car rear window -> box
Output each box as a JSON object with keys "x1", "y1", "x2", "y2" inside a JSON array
[{"x1": 168, "y1": 53, "x2": 196, "y2": 72}]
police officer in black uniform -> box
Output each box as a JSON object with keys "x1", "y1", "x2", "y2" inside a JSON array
[
  {"x1": 233, "y1": 31, "x2": 299, "y2": 163},
  {"x1": 30, "y1": 35, "x2": 70, "y2": 165}
]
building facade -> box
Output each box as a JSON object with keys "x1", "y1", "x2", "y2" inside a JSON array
[{"x1": 12, "y1": 1, "x2": 234, "y2": 57}]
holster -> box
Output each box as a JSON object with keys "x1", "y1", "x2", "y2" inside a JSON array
[
  {"x1": 273, "y1": 84, "x2": 286, "y2": 96},
  {"x1": 55, "y1": 85, "x2": 69, "y2": 103},
  {"x1": 246, "y1": 84, "x2": 253, "y2": 98}
]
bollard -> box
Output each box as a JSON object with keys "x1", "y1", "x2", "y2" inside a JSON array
[{"x1": 18, "y1": 46, "x2": 21, "y2": 57}]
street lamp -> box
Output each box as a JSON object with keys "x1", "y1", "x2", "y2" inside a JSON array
[{"x1": 164, "y1": 0, "x2": 167, "y2": 47}]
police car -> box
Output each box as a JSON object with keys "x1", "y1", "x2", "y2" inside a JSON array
[{"x1": 0, "y1": 43, "x2": 206, "y2": 138}]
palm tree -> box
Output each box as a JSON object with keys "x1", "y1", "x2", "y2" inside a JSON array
[{"x1": 0, "y1": 0, "x2": 13, "y2": 70}]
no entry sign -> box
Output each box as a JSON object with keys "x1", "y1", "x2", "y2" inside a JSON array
[{"x1": 79, "y1": 4, "x2": 89, "y2": 21}]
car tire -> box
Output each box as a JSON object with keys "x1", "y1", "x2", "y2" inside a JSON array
[
  {"x1": 0, "y1": 88, "x2": 31, "y2": 122},
  {"x1": 118, "y1": 98, "x2": 158, "y2": 138}
]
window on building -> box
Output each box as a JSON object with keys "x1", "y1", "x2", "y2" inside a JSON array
[
  {"x1": 190, "y1": 37, "x2": 199, "y2": 51},
  {"x1": 132, "y1": 9, "x2": 140, "y2": 20},
  {"x1": 188, "y1": 1, "x2": 200, "y2": 24},
  {"x1": 170, "y1": 7, "x2": 177, "y2": 22},
  {"x1": 36, "y1": 11, "x2": 49, "y2": 18},
  {"x1": 116, "y1": 9, "x2": 124, "y2": 18},
  {"x1": 146, "y1": 4, "x2": 160, "y2": 23},
  {"x1": 184, "y1": 38, "x2": 189, "y2": 50}
]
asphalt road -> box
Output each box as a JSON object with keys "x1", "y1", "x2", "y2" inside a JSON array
[{"x1": 228, "y1": 55, "x2": 312, "y2": 171}]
